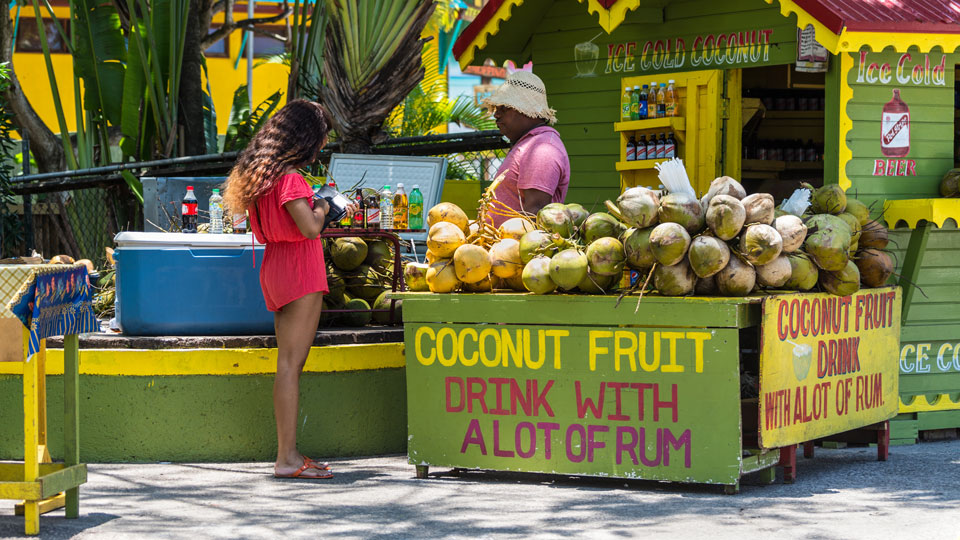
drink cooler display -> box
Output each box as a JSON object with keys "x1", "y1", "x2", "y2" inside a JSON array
[{"x1": 114, "y1": 232, "x2": 273, "y2": 336}]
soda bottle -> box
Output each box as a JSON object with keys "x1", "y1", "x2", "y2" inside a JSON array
[
  {"x1": 621, "y1": 86, "x2": 632, "y2": 121},
  {"x1": 209, "y1": 188, "x2": 223, "y2": 234},
  {"x1": 181, "y1": 185, "x2": 198, "y2": 233},
  {"x1": 393, "y1": 183, "x2": 408, "y2": 230},
  {"x1": 881, "y1": 88, "x2": 910, "y2": 157},
  {"x1": 353, "y1": 189, "x2": 365, "y2": 228},
  {"x1": 311, "y1": 183, "x2": 322, "y2": 197},
  {"x1": 665, "y1": 80, "x2": 678, "y2": 117},
  {"x1": 630, "y1": 85, "x2": 640, "y2": 120},
  {"x1": 657, "y1": 83, "x2": 667, "y2": 118},
  {"x1": 656, "y1": 133, "x2": 666, "y2": 159},
  {"x1": 646, "y1": 136, "x2": 657, "y2": 162},
  {"x1": 409, "y1": 185, "x2": 424, "y2": 230},
  {"x1": 648, "y1": 82, "x2": 658, "y2": 118},
  {"x1": 625, "y1": 135, "x2": 637, "y2": 161},
  {"x1": 636, "y1": 135, "x2": 647, "y2": 160},
  {"x1": 665, "y1": 133, "x2": 676, "y2": 159},
  {"x1": 639, "y1": 85, "x2": 649, "y2": 119},
  {"x1": 233, "y1": 212, "x2": 248, "y2": 234},
  {"x1": 379, "y1": 185, "x2": 393, "y2": 230}
]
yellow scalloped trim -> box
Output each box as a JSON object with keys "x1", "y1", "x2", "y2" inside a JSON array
[
  {"x1": 838, "y1": 52, "x2": 854, "y2": 192},
  {"x1": 900, "y1": 393, "x2": 960, "y2": 413},
  {"x1": 577, "y1": 0, "x2": 643, "y2": 34},
  {"x1": 457, "y1": 0, "x2": 526, "y2": 69},
  {"x1": 764, "y1": 0, "x2": 840, "y2": 53},
  {"x1": 838, "y1": 31, "x2": 960, "y2": 54},
  {"x1": 883, "y1": 198, "x2": 960, "y2": 229}
]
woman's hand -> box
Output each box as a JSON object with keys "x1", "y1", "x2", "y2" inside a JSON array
[{"x1": 344, "y1": 202, "x2": 359, "y2": 217}]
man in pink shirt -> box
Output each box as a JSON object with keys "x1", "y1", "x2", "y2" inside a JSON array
[{"x1": 483, "y1": 71, "x2": 570, "y2": 227}]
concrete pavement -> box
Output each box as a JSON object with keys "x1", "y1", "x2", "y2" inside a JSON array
[{"x1": 2, "y1": 439, "x2": 958, "y2": 539}]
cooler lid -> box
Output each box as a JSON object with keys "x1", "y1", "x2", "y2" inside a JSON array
[{"x1": 114, "y1": 232, "x2": 264, "y2": 248}]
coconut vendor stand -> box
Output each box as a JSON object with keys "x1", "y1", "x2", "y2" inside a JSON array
[{"x1": 448, "y1": 0, "x2": 960, "y2": 444}]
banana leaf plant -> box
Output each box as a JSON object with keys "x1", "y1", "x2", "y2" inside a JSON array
[
  {"x1": 224, "y1": 84, "x2": 283, "y2": 152},
  {"x1": 317, "y1": 0, "x2": 435, "y2": 153}
]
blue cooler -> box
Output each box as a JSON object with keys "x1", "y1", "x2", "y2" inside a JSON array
[{"x1": 114, "y1": 232, "x2": 273, "y2": 336}]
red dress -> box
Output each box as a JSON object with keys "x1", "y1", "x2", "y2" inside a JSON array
[{"x1": 249, "y1": 173, "x2": 329, "y2": 312}]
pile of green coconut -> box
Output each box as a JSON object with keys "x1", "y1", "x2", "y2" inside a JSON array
[
  {"x1": 405, "y1": 177, "x2": 894, "y2": 297},
  {"x1": 323, "y1": 237, "x2": 401, "y2": 326}
]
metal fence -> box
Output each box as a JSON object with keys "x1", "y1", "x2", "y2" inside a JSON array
[{"x1": 8, "y1": 130, "x2": 510, "y2": 265}]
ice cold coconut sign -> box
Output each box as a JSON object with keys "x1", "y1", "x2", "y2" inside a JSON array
[{"x1": 758, "y1": 288, "x2": 902, "y2": 448}]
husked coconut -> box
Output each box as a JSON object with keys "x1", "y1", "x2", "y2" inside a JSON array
[
  {"x1": 739, "y1": 223, "x2": 783, "y2": 266},
  {"x1": 695, "y1": 274, "x2": 718, "y2": 295},
  {"x1": 706, "y1": 195, "x2": 746, "y2": 240},
  {"x1": 702, "y1": 176, "x2": 746, "y2": 207},
  {"x1": 774, "y1": 214, "x2": 807, "y2": 253},
  {"x1": 687, "y1": 235, "x2": 730, "y2": 278},
  {"x1": 741, "y1": 193, "x2": 775, "y2": 225},
  {"x1": 716, "y1": 255, "x2": 756, "y2": 296},
  {"x1": 615, "y1": 187, "x2": 660, "y2": 228},
  {"x1": 654, "y1": 259, "x2": 697, "y2": 296},
  {"x1": 659, "y1": 193, "x2": 705, "y2": 233},
  {"x1": 756, "y1": 255, "x2": 792, "y2": 288}
]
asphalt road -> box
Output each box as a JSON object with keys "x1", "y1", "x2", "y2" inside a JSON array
[{"x1": 2, "y1": 439, "x2": 958, "y2": 539}]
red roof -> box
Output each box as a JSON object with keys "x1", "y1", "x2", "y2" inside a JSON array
[{"x1": 796, "y1": 0, "x2": 960, "y2": 35}]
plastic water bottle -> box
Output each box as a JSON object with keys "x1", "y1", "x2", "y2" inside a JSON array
[
  {"x1": 409, "y1": 185, "x2": 423, "y2": 230},
  {"x1": 209, "y1": 188, "x2": 224, "y2": 234},
  {"x1": 380, "y1": 185, "x2": 394, "y2": 230}
]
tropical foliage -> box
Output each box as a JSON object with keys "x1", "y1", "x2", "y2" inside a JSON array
[
  {"x1": 224, "y1": 84, "x2": 283, "y2": 152},
  {"x1": 0, "y1": 62, "x2": 21, "y2": 256}
]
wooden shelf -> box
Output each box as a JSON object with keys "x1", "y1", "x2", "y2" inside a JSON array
[
  {"x1": 614, "y1": 117, "x2": 685, "y2": 133},
  {"x1": 742, "y1": 159, "x2": 824, "y2": 171},
  {"x1": 762, "y1": 110, "x2": 824, "y2": 120},
  {"x1": 615, "y1": 159, "x2": 670, "y2": 171}
]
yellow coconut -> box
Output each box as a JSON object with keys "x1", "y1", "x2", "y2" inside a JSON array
[
  {"x1": 425, "y1": 249, "x2": 439, "y2": 264},
  {"x1": 426, "y1": 259, "x2": 460, "y2": 293},
  {"x1": 427, "y1": 221, "x2": 465, "y2": 258},
  {"x1": 462, "y1": 274, "x2": 494, "y2": 292},
  {"x1": 489, "y1": 238, "x2": 523, "y2": 279},
  {"x1": 427, "y1": 202, "x2": 470, "y2": 234},
  {"x1": 498, "y1": 217, "x2": 536, "y2": 241},
  {"x1": 453, "y1": 244, "x2": 492, "y2": 284}
]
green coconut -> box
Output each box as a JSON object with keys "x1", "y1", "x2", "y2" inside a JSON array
[
  {"x1": 774, "y1": 214, "x2": 807, "y2": 253},
  {"x1": 615, "y1": 187, "x2": 660, "y2": 228},
  {"x1": 649, "y1": 222, "x2": 691, "y2": 266},
  {"x1": 716, "y1": 255, "x2": 756, "y2": 296},
  {"x1": 564, "y1": 203, "x2": 590, "y2": 229},
  {"x1": 341, "y1": 298, "x2": 373, "y2": 327},
  {"x1": 687, "y1": 235, "x2": 731, "y2": 278},
  {"x1": 403, "y1": 262, "x2": 429, "y2": 292},
  {"x1": 522, "y1": 257, "x2": 557, "y2": 295},
  {"x1": 576, "y1": 269, "x2": 616, "y2": 294},
  {"x1": 837, "y1": 212, "x2": 862, "y2": 247},
  {"x1": 803, "y1": 214, "x2": 852, "y2": 271},
  {"x1": 658, "y1": 193, "x2": 705, "y2": 233},
  {"x1": 809, "y1": 183, "x2": 848, "y2": 214},
  {"x1": 739, "y1": 224, "x2": 783, "y2": 266},
  {"x1": 741, "y1": 193, "x2": 775, "y2": 225},
  {"x1": 364, "y1": 240, "x2": 392, "y2": 269},
  {"x1": 859, "y1": 220, "x2": 889, "y2": 250},
  {"x1": 346, "y1": 264, "x2": 384, "y2": 301},
  {"x1": 326, "y1": 266, "x2": 346, "y2": 305},
  {"x1": 695, "y1": 274, "x2": 718, "y2": 295},
  {"x1": 585, "y1": 237, "x2": 626, "y2": 276},
  {"x1": 654, "y1": 259, "x2": 697, "y2": 296},
  {"x1": 549, "y1": 248, "x2": 589, "y2": 291},
  {"x1": 845, "y1": 198, "x2": 871, "y2": 226},
  {"x1": 820, "y1": 260, "x2": 861, "y2": 296},
  {"x1": 756, "y1": 255, "x2": 792, "y2": 288},
  {"x1": 785, "y1": 252, "x2": 819, "y2": 291},
  {"x1": 706, "y1": 195, "x2": 746, "y2": 240},
  {"x1": 622, "y1": 227, "x2": 656, "y2": 269},
  {"x1": 372, "y1": 291, "x2": 401, "y2": 324},
  {"x1": 940, "y1": 169, "x2": 960, "y2": 197},
  {"x1": 537, "y1": 203, "x2": 574, "y2": 238},
  {"x1": 856, "y1": 248, "x2": 894, "y2": 288},
  {"x1": 331, "y1": 237, "x2": 368, "y2": 271},
  {"x1": 519, "y1": 230, "x2": 557, "y2": 264},
  {"x1": 582, "y1": 212, "x2": 623, "y2": 244}
]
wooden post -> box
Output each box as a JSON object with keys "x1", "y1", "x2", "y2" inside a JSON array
[
  {"x1": 63, "y1": 334, "x2": 81, "y2": 518},
  {"x1": 899, "y1": 221, "x2": 931, "y2": 322},
  {"x1": 778, "y1": 444, "x2": 797, "y2": 483},
  {"x1": 22, "y1": 329, "x2": 40, "y2": 535}
]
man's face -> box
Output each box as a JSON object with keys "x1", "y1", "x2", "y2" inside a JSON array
[{"x1": 494, "y1": 105, "x2": 536, "y2": 143}]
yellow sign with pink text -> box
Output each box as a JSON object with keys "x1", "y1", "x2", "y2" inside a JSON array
[{"x1": 758, "y1": 287, "x2": 901, "y2": 449}]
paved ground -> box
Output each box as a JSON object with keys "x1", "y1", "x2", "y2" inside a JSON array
[{"x1": 1, "y1": 440, "x2": 958, "y2": 539}]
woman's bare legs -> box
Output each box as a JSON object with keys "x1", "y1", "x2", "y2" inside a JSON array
[{"x1": 272, "y1": 291, "x2": 325, "y2": 477}]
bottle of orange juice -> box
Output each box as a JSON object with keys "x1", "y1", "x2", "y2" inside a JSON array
[
  {"x1": 648, "y1": 81, "x2": 658, "y2": 118},
  {"x1": 665, "y1": 79, "x2": 678, "y2": 117}
]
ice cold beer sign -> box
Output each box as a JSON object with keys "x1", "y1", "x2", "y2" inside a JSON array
[{"x1": 854, "y1": 51, "x2": 947, "y2": 177}]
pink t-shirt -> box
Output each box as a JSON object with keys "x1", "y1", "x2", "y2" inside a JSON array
[{"x1": 491, "y1": 126, "x2": 570, "y2": 227}]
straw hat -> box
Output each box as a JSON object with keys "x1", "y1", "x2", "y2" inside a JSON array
[{"x1": 482, "y1": 71, "x2": 557, "y2": 125}]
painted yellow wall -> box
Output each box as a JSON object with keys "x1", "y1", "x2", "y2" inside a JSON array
[{"x1": 10, "y1": 5, "x2": 446, "y2": 137}]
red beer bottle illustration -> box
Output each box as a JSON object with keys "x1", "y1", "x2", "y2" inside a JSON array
[{"x1": 881, "y1": 89, "x2": 909, "y2": 157}]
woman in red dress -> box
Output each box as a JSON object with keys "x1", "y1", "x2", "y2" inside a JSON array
[{"x1": 223, "y1": 100, "x2": 355, "y2": 479}]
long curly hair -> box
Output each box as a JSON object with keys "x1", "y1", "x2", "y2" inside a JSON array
[{"x1": 222, "y1": 99, "x2": 331, "y2": 214}]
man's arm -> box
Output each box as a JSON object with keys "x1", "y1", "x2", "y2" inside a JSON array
[{"x1": 519, "y1": 188, "x2": 553, "y2": 215}]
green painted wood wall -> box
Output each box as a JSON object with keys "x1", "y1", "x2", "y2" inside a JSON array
[{"x1": 516, "y1": 0, "x2": 798, "y2": 208}]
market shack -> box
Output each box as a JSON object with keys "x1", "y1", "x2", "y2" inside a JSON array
[{"x1": 451, "y1": 0, "x2": 960, "y2": 444}]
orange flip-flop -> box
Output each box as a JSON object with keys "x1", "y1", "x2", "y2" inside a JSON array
[{"x1": 274, "y1": 456, "x2": 334, "y2": 479}]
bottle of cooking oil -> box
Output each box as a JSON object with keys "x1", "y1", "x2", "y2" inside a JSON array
[{"x1": 393, "y1": 183, "x2": 408, "y2": 230}]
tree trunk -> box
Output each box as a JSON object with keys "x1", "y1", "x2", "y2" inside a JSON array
[
  {"x1": 0, "y1": 10, "x2": 65, "y2": 172},
  {"x1": 178, "y1": 0, "x2": 211, "y2": 156}
]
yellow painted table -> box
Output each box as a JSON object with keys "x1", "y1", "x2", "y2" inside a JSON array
[{"x1": 0, "y1": 264, "x2": 98, "y2": 535}]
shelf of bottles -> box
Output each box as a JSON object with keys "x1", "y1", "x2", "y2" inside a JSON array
[{"x1": 616, "y1": 80, "x2": 684, "y2": 174}]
